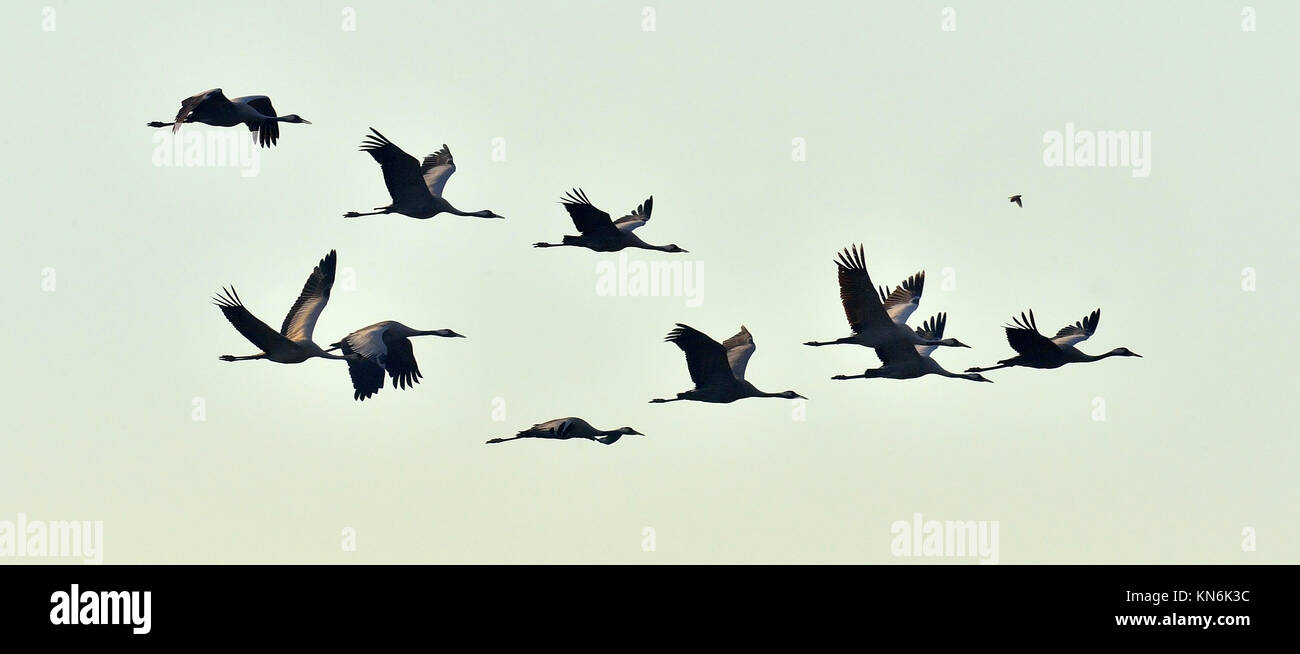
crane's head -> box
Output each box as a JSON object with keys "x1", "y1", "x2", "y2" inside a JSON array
[
  {"x1": 662, "y1": 244, "x2": 688, "y2": 253},
  {"x1": 780, "y1": 390, "x2": 806, "y2": 400},
  {"x1": 938, "y1": 338, "x2": 971, "y2": 348},
  {"x1": 617, "y1": 427, "x2": 645, "y2": 437},
  {"x1": 963, "y1": 373, "x2": 994, "y2": 383},
  {"x1": 473, "y1": 210, "x2": 505, "y2": 219},
  {"x1": 281, "y1": 114, "x2": 311, "y2": 124},
  {"x1": 1111, "y1": 347, "x2": 1142, "y2": 358}
]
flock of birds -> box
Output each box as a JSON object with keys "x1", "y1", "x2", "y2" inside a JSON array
[{"x1": 155, "y1": 88, "x2": 1141, "y2": 446}]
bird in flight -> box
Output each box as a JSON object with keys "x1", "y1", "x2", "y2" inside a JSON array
[
  {"x1": 534, "y1": 189, "x2": 687, "y2": 253},
  {"x1": 213, "y1": 250, "x2": 349, "y2": 364},
  {"x1": 804, "y1": 245, "x2": 967, "y2": 349},
  {"x1": 148, "y1": 88, "x2": 310, "y2": 147},
  {"x1": 486, "y1": 418, "x2": 644, "y2": 445},
  {"x1": 966, "y1": 309, "x2": 1140, "y2": 374},
  {"x1": 328, "y1": 321, "x2": 465, "y2": 401},
  {"x1": 651, "y1": 324, "x2": 804, "y2": 404},
  {"x1": 832, "y1": 313, "x2": 991, "y2": 383},
  {"x1": 1008, "y1": 195, "x2": 1023, "y2": 207},
  {"x1": 343, "y1": 128, "x2": 503, "y2": 221}
]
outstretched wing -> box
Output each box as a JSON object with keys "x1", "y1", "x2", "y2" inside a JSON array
[
  {"x1": 835, "y1": 245, "x2": 892, "y2": 333},
  {"x1": 281, "y1": 250, "x2": 337, "y2": 342},
  {"x1": 333, "y1": 322, "x2": 391, "y2": 364},
  {"x1": 384, "y1": 335, "x2": 423, "y2": 391},
  {"x1": 914, "y1": 313, "x2": 946, "y2": 358},
  {"x1": 1004, "y1": 310, "x2": 1062, "y2": 358},
  {"x1": 560, "y1": 188, "x2": 620, "y2": 239},
  {"x1": 721, "y1": 325, "x2": 755, "y2": 380},
  {"x1": 664, "y1": 324, "x2": 736, "y2": 391},
  {"x1": 613, "y1": 196, "x2": 653, "y2": 232},
  {"x1": 874, "y1": 339, "x2": 924, "y2": 367},
  {"x1": 233, "y1": 95, "x2": 276, "y2": 117},
  {"x1": 172, "y1": 88, "x2": 230, "y2": 132},
  {"x1": 1052, "y1": 309, "x2": 1100, "y2": 347},
  {"x1": 213, "y1": 287, "x2": 294, "y2": 354},
  {"x1": 232, "y1": 95, "x2": 281, "y2": 144},
  {"x1": 526, "y1": 417, "x2": 575, "y2": 437},
  {"x1": 336, "y1": 340, "x2": 385, "y2": 401},
  {"x1": 881, "y1": 271, "x2": 925, "y2": 324},
  {"x1": 359, "y1": 128, "x2": 428, "y2": 204},
  {"x1": 420, "y1": 144, "x2": 456, "y2": 197}
]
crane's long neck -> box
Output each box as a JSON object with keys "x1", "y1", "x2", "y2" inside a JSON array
[
  {"x1": 443, "y1": 202, "x2": 474, "y2": 216},
  {"x1": 626, "y1": 234, "x2": 675, "y2": 252},
  {"x1": 932, "y1": 364, "x2": 963, "y2": 379},
  {"x1": 412, "y1": 329, "x2": 459, "y2": 338},
  {"x1": 441, "y1": 200, "x2": 491, "y2": 218},
  {"x1": 933, "y1": 366, "x2": 984, "y2": 382},
  {"x1": 629, "y1": 239, "x2": 675, "y2": 252},
  {"x1": 593, "y1": 430, "x2": 626, "y2": 445},
  {"x1": 1075, "y1": 349, "x2": 1125, "y2": 363}
]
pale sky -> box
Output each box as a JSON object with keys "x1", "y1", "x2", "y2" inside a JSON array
[{"x1": 1, "y1": 1, "x2": 1296, "y2": 563}]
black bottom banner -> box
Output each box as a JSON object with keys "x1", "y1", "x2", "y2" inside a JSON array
[{"x1": 0, "y1": 564, "x2": 1288, "y2": 642}]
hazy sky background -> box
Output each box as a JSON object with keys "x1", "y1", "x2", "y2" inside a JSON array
[{"x1": 1, "y1": 1, "x2": 1296, "y2": 563}]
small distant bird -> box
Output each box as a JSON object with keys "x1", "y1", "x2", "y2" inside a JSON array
[
  {"x1": 343, "y1": 128, "x2": 504, "y2": 221},
  {"x1": 832, "y1": 313, "x2": 990, "y2": 383},
  {"x1": 486, "y1": 418, "x2": 643, "y2": 445},
  {"x1": 147, "y1": 88, "x2": 310, "y2": 147},
  {"x1": 328, "y1": 321, "x2": 465, "y2": 401},
  {"x1": 966, "y1": 309, "x2": 1141, "y2": 373},
  {"x1": 1008, "y1": 195, "x2": 1023, "y2": 207},
  {"x1": 534, "y1": 188, "x2": 687, "y2": 253},
  {"x1": 804, "y1": 245, "x2": 966, "y2": 349},
  {"x1": 214, "y1": 250, "x2": 349, "y2": 363},
  {"x1": 651, "y1": 324, "x2": 804, "y2": 404}
]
